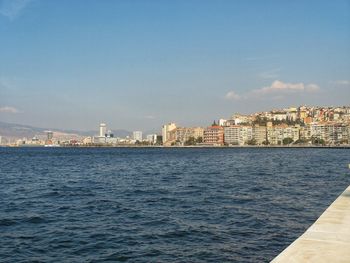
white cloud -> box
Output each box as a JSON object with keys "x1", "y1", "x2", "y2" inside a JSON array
[
  {"x1": 145, "y1": 115, "x2": 155, "y2": 119},
  {"x1": 0, "y1": 0, "x2": 33, "y2": 20},
  {"x1": 224, "y1": 80, "x2": 320, "y2": 102},
  {"x1": 253, "y1": 80, "x2": 320, "y2": 94},
  {"x1": 225, "y1": 91, "x2": 241, "y2": 100},
  {"x1": 0, "y1": 106, "x2": 19, "y2": 113}
]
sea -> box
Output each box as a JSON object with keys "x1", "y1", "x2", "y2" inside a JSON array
[{"x1": 1, "y1": 147, "x2": 350, "y2": 262}]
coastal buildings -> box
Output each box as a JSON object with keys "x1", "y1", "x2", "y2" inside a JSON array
[
  {"x1": 253, "y1": 125, "x2": 267, "y2": 145},
  {"x1": 224, "y1": 126, "x2": 240, "y2": 145},
  {"x1": 162, "y1": 123, "x2": 176, "y2": 146},
  {"x1": 175, "y1": 127, "x2": 204, "y2": 144},
  {"x1": 266, "y1": 124, "x2": 300, "y2": 145},
  {"x1": 224, "y1": 125, "x2": 253, "y2": 145},
  {"x1": 146, "y1": 134, "x2": 158, "y2": 145},
  {"x1": 310, "y1": 122, "x2": 349, "y2": 144},
  {"x1": 204, "y1": 125, "x2": 224, "y2": 145},
  {"x1": 2, "y1": 105, "x2": 350, "y2": 147},
  {"x1": 133, "y1": 131, "x2": 143, "y2": 141},
  {"x1": 93, "y1": 123, "x2": 118, "y2": 144},
  {"x1": 99, "y1": 123, "x2": 107, "y2": 137}
]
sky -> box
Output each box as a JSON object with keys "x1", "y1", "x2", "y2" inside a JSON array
[{"x1": 0, "y1": 0, "x2": 349, "y2": 132}]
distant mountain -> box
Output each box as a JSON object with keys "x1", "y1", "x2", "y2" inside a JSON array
[
  {"x1": 0, "y1": 121, "x2": 44, "y2": 139},
  {"x1": 0, "y1": 121, "x2": 131, "y2": 139}
]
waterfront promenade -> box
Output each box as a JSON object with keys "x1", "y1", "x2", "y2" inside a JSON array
[{"x1": 272, "y1": 185, "x2": 350, "y2": 262}]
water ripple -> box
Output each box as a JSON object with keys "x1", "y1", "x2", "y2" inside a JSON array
[{"x1": 0, "y1": 147, "x2": 349, "y2": 262}]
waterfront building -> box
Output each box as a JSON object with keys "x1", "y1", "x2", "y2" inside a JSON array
[
  {"x1": 83, "y1": 137, "x2": 93, "y2": 144},
  {"x1": 266, "y1": 124, "x2": 300, "y2": 145},
  {"x1": 133, "y1": 131, "x2": 143, "y2": 141},
  {"x1": 175, "y1": 127, "x2": 204, "y2": 144},
  {"x1": 311, "y1": 122, "x2": 349, "y2": 144},
  {"x1": 99, "y1": 123, "x2": 107, "y2": 137},
  {"x1": 204, "y1": 125, "x2": 224, "y2": 145},
  {"x1": 146, "y1": 134, "x2": 158, "y2": 145},
  {"x1": 253, "y1": 125, "x2": 267, "y2": 145},
  {"x1": 105, "y1": 137, "x2": 118, "y2": 144},
  {"x1": 162, "y1": 123, "x2": 176, "y2": 145},
  {"x1": 239, "y1": 126, "x2": 253, "y2": 144},
  {"x1": 224, "y1": 126, "x2": 240, "y2": 145},
  {"x1": 224, "y1": 125, "x2": 254, "y2": 145}
]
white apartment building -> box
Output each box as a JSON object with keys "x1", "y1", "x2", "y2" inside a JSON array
[
  {"x1": 310, "y1": 122, "x2": 349, "y2": 143},
  {"x1": 146, "y1": 134, "x2": 158, "y2": 144},
  {"x1": 224, "y1": 126, "x2": 253, "y2": 145},
  {"x1": 267, "y1": 124, "x2": 300, "y2": 145},
  {"x1": 253, "y1": 125, "x2": 267, "y2": 145},
  {"x1": 224, "y1": 126, "x2": 240, "y2": 145},
  {"x1": 133, "y1": 131, "x2": 143, "y2": 141},
  {"x1": 219, "y1": 119, "x2": 228, "y2": 126},
  {"x1": 99, "y1": 123, "x2": 107, "y2": 137}
]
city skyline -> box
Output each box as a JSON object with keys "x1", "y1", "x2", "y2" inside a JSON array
[
  {"x1": 0, "y1": 0, "x2": 350, "y2": 131},
  {"x1": 1, "y1": 103, "x2": 350, "y2": 147}
]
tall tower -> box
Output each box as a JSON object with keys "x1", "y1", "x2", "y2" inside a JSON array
[
  {"x1": 47, "y1": 131, "x2": 53, "y2": 140},
  {"x1": 162, "y1": 123, "x2": 176, "y2": 144},
  {"x1": 99, "y1": 123, "x2": 107, "y2": 137}
]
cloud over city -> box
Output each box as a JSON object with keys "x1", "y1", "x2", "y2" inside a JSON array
[
  {"x1": 225, "y1": 80, "x2": 320, "y2": 102},
  {"x1": 225, "y1": 91, "x2": 241, "y2": 101},
  {"x1": 253, "y1": 80, "x2": 320, "y2": 95}
]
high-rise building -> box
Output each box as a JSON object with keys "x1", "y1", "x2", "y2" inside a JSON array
[
  {"x1": 133, "y1": 131, "x2": 143, "y2": 141},
  {"x1": 99, "y1": 123, "x2": 107, "y2": 137},
  {"x1": 224, "y1": 126, "x2": 240, "y2": 145},
  {"x1": 47, "y1": 131, "x2": 53, "y2": 140},
  {"x1": 253, "y1": 125, "x2": 267, "y2": 145},
  {"x1": 162, "y1": 123, "x2": 176, "y2": 145},
  {"x1": 224, "y1": 125, "x2": 253, "y2": 145}
]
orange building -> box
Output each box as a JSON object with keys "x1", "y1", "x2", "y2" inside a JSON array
[{"x1": 204, "y1": 125, "x2": 224, "y2": 145}]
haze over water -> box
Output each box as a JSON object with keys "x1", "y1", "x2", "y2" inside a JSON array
[{"x1": 1, "y1": 147, "x2": 350, "y2": 262}]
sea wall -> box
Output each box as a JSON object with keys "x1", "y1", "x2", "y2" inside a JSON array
[{"x1": 272, "y1": 185, "x2": 350, "y2": 262}]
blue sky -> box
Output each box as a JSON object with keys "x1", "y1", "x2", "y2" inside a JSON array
[{"x1": 0, "y1": 0, "x2": 349, "y2": 131}]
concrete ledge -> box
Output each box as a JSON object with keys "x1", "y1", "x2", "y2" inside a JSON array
[{"x1": 272, "y1": 185, "x2": 350, "y2": 263}]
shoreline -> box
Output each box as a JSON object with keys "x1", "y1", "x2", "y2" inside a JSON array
[{"x1": 3, "y1": 145, "x2": 350, "y2": 149}]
